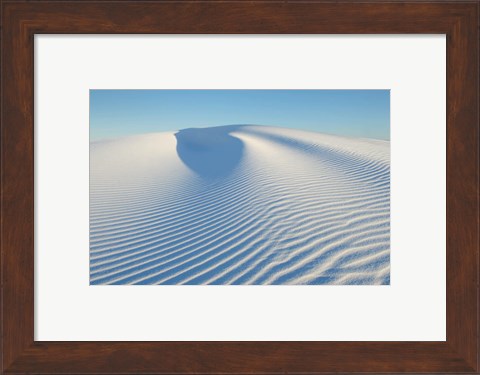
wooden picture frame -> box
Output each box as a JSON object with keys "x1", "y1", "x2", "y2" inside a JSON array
[{"x1": 1, "y1": 1, "x2": 478, "y2": 373}]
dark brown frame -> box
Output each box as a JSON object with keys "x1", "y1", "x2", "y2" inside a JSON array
[{"x1": 1, "y1": 1, "x2": 479, "y2": 374}]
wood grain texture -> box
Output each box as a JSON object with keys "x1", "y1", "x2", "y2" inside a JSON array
[
  {"x1": 1, "y1": 1, "x2": 478, "y2": 374},
  {"x1": 445, "y1": 2, "x2": 479, "y2": 370}
]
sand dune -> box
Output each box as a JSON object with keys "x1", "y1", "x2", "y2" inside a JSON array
[{"x1": 90, "y1": 125, "x2": 390, "y2": 285}]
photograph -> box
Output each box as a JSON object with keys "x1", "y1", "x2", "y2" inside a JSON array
[{"x1": 89, "y1": 89, "x2": 390, "y2": 285}]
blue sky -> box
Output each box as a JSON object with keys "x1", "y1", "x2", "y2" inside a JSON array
[{"x1": 90, "y1": 90, "x2": 390, "y2": 141}]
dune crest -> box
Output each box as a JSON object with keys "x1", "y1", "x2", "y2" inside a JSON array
[
  {"x1": 90, "y1": 125, "x2": 390, "y2": 285},
  {"x1": 175, "y1": 127, "x2": 244, "y2": 179}
]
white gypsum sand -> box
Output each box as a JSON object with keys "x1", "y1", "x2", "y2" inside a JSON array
[{"x1": 90, "y1": 125, "x2": 390, "y2": 285}]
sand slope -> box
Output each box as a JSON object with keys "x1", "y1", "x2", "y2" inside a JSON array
[{"x1": 90, "y1": 125, "x2": 390, "y2": 285}]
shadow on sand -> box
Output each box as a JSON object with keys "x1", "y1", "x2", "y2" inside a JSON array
[{"x1": 175, "y1": 126, "x2": 245, "y2": 179}]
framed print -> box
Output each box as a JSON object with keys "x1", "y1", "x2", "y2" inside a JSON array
[{"x1": 1, "y1": 1, "x2": 479, "y2": 374}]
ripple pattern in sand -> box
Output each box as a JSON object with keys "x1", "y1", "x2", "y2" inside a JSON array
[{"x1": 90, "y1": 125, "x2": 390, "y2": 285}]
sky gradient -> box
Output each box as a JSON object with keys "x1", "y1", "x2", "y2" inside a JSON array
[{"x1": 90, "y1": 90, "x2": 390, "y2": 141}]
